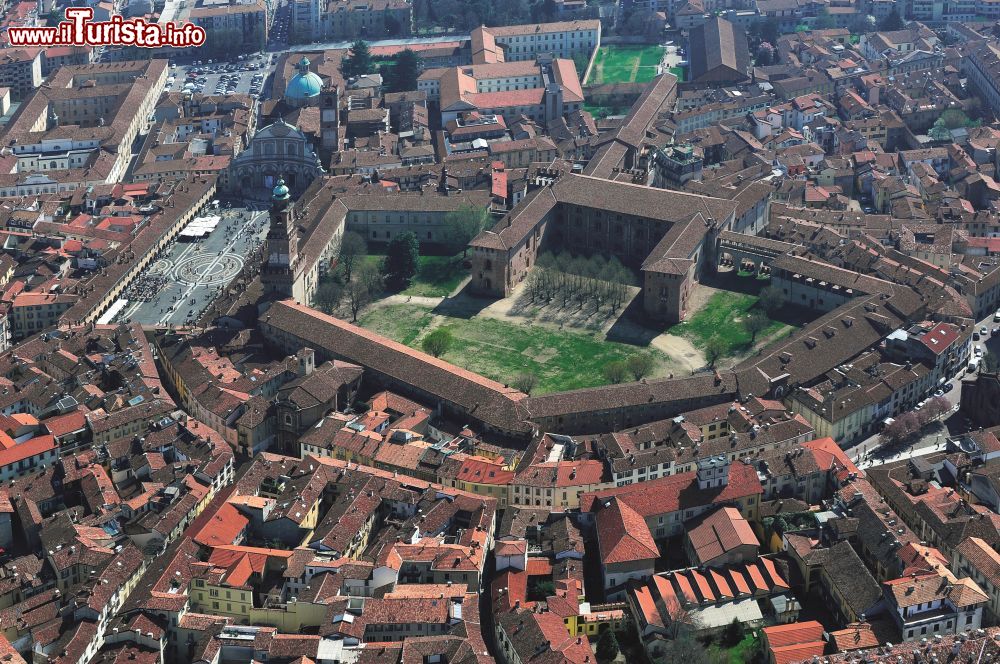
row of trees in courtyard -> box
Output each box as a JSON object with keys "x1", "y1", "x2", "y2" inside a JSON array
[{"x1": 526, "y1": 252, "x2": 637, "y2": 313}]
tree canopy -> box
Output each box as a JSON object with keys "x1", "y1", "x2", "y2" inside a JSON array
[
  {"x1": 421, "y1": 329, "x2": 453, "y2": 357},
  {"x1": 596, "y1": 630, "x2": 620, "y2": 662},
  {"x1": 341, "y1": 40, "x2": 375, "y2": 79},
  {"x1": 879, "y1": 8, "x2": 904, "y2": 30},
  {"x1": 705, "y1": 337, "x2": 726, "y2": 368},
  {"x1": 384, "y1": 49, "x2": 422, "y2": 93},
  {"x1": 382, "y1": 232, "x2": 420, "y2": 288},
  {"x1": 444, "y1": 205, "x2": 491, "y2": 257}
]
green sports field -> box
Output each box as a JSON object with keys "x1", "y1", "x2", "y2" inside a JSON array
[{"x1": 588, "y1": 45, "x2": 664, "y2": 84}]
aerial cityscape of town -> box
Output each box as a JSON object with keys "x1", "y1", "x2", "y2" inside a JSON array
[{"x1": 1, "y1": 0, "x2": 1000, "y2": 662}]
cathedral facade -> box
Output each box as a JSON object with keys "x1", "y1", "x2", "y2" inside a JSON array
[{"x1": 226, "y1": 119, "x2": 325, "y2": 201}]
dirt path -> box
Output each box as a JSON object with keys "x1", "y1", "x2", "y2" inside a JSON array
[
  {"x1": 650, "y1": 335, "x2": 704, "y2": 374},
  {"x1": 628, "y1": 57, "x2": 641, "y2": 83},
  {"x1": 589, "y1": 53, "x2": 604, "y2": 85},
  {"x1": 371, "y1": 293, "x2": 444, "y2": 309}
]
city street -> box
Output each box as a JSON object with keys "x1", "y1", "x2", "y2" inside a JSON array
[{"x1": 843, "y1": 309, "x2": 1000, "y2": 468}]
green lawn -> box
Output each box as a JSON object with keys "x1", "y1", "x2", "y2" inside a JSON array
[
  {"x1": 589, "y1": 45, "x2": 665, "y2": 84},
  {"x1": 668, "y1": 66, "x2": 685, "y2": 82},
  {"x1": 361, "y1": 253, "x2": 469, "y2": 297},
  {"x1": 668, "y1": 291, "x2": 791, "y2": 357},
  {"x1": 404, "y1": 255, "x2": 469, "y2": 296},
  {"x1": 583, "y1": 103, "x2": 625, "y2": 118},
  {"x1": 707, "y1": 633, "x2": 761, "y2": 664},
  {"x1": 359, "y1": 304, "x2": 436, "y2": 346},
  {"x1": 358, "y1": 304, "x2": 669, "y2": 394}
]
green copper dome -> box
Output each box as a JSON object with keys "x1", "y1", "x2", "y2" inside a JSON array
[
  {"x1": 272, "y1": 178, "x2": 290, "y2": 201},
  {"x1": 286, "y1": 56, "x2": 323, "y2": 101}
]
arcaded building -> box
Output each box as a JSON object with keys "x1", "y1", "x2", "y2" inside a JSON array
[{"x1": 468, "y1": 173, "x2": 737, "y2": 323}]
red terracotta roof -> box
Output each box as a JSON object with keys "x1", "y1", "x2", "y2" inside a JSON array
[
  {"x1": 0, "y1": 435, "x2": 54, "y2": 469},
  {"x1": 686, "y1": 506, "x2": 759, "y2": 564},
  {"x1": 763, "y1": 620, "x2": 825, "y2": 648},
  {"x1": 764, "y1": 621, "x2": 826, "y2": 664},
  {"x1": 583, "y1": 463, "x2": 762, "y2": 517},
  {"x1": 596, "y1": 497, "x2": 659, "y2": 565},
  {"x1": 193, "y1": 503, "x2": 248, "y2": 548},
  {"x1": 918, "y1": 322, "x2": 961, "y2": 356}
]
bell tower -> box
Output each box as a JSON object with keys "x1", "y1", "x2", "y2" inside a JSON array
[
  {"x1": 262, "y1": 177, "x2": 299, "y2": 297},
  {"x1": 320, "y1": 85, "x2": 340, "y2": 157}
]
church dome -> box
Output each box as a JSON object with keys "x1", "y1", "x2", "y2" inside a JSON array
[{"x1": 286, "y1": 56, "x2": 323, "y2": 101}]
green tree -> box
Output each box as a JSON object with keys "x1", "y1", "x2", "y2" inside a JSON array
[
  {"x1": 339, "y1": 231, "x2": 367, "y2": 283},
  {"x1": 757, "y1": 17, "x2": 779, "y2": 44},
  {"x1": 756, "y1": 44, "x2": 773, "y2": 66},
  {"x1": 386, "y1": 49, "x2": 422, "y2": 92},
  {"x1": 384, "y1": 14, "x2": 402, "y2": 36},
  {"x1": 758, "y1": 286, "x2": 786, "y2": 316},
  {"x1": 382, "y1": 232, "x2": 420, "y2": 288},
  {"x1": 928, "y1": 118, "x2": 952, "y2": 142},
  {"x1": 723, "y1": 618, "x2": 745, "y2": 647},
  {"x1": 341, "y1": 40, "x2": 375, "y2": 79},
  {"x1": 513, "y1": 372, "x2": 539, "y2": 394},
  {"x1": 705, "y1": 336, "x2": 726, "y2": 368},
  {"x1": 596, "y1": 629, "x2": 620, "y2": 662},
  {"x1": 443, "y1": 204, "x2": 491, "y2": 257},
  {"x1": 421, "y1": 328, "x2": 453, "y2": 357},
  {"x1": 982, "y1": 350, "x2": 999, "y2": 373},
  {"x1": 814, "y1": 7, "x2": 836, "y2": 29},
  {"x1": 626, "y1": 354, "x2": 655, "y2": 381},
  {"x1": 940, "y1": 108, "x2": 973, "y2": 130},
  {"x1": 654, "y1": 632, "x2": 717, "y2": 664},
  {"x1": 602, "y1": 360, "x2": 628, "y2": 384},
  {"x1": 879, "y1": 8, "x2": 904, "y2": 30},
  {"x1": 744, "y1": 310, "x2": 769, "y2": 345}
]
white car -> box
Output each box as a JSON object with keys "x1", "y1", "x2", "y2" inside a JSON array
[{"x1": 976, "y1": 346, "x2": 984, "y2": 357}]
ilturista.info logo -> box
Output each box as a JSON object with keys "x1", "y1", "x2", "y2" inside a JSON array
[{"x1": 8, "y1": 7, "x2": 206, "y2": 48}]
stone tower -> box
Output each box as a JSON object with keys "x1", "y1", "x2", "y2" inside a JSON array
[
  {"x1": 261, "y1": 178, "x2": 299, "y2": 298},
  {"x1": 320, "y1": 85, "x2": 340, "y2": 157}
]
